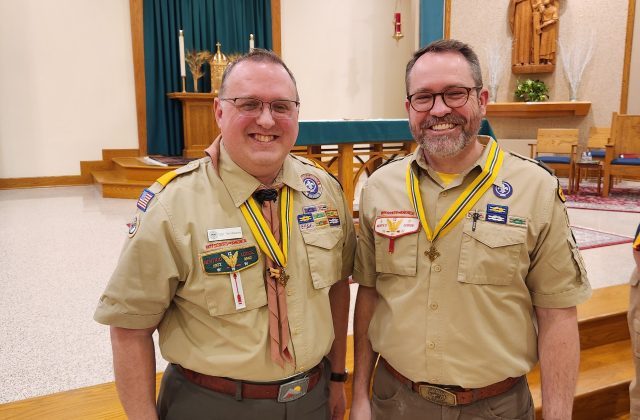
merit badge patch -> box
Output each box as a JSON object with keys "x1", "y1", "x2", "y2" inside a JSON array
[
  {"x1": 486, "y1": 204, "x2": 508, "y2": 224},
  {"x1": 493, "y1": 181, "x2": 513, "y2": 199},
  {"x1": 297, "y1": 213, "x2": 315, "y2": 230},
  {"x1": 136, "y1": 189, "x2": 155, "y2": 212},
  {"x1": 301, "y1": 174, "x2": 322, "y2": 199},
  {"x1": 127, "y1": 214, "x2": 140, "y2": 238},
  {"x1": 507, "y1": 215, "x2": 527, "y2": 228},
  {"x1": 200, "y1": 246, "x2": 260, "y2": 274}
]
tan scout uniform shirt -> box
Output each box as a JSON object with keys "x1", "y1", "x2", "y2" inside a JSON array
[
  {"x1": 94, "y1": 143, "x2": 356, "y2": 381},
  {"x1": 354, "y1": 136, "x2": 591, "y2": 388}
]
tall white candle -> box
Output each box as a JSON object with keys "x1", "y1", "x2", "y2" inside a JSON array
[
  {"x1": 249, "y1": 34, "x2": 255, "y2": 51},
  {"x1": 179, "y1": 30, "x2": 186, "y2": 77}
]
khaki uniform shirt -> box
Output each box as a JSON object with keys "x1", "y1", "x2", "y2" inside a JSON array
[
  {"x1": 94, "y1": 143, "x2": 356, "y2": 381},
  {"x1": 354, "y1": 136, "x2": 591, "y2": 388}
]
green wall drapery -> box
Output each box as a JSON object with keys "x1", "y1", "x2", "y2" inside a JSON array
[
  {"x1": 144, "y1": 0, "x2": 272, "y2": 156},
  {"x1": 420, "y1": 0, "x2": 444, "y2": 47}
]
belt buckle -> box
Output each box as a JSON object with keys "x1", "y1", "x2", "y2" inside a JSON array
[
  {"x1": 418, "y1": 384, "x2": 457, "y2": 406},
  {"x1": 277, "y1": 376, "x2": 310, "y2": 403}
]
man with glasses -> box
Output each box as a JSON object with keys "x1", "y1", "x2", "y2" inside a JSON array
[
  {"x1": 95, "y1": 49, "x2": 356, "y2": 420},
  {"x1": 350, "y1": 39, "x2": 591, "y2": 420}
]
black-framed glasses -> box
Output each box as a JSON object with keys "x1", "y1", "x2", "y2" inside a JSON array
[
  {"x1": 219, "y1": 97, "x2": 300, "y2": 119},
  {"x1": 407, "y1": 86, "x2": 482, "y2": 112}
]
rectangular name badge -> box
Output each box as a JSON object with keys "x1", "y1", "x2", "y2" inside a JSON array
[{"x1": 208, "y1": 227, "x2": 243, "y2": 242}]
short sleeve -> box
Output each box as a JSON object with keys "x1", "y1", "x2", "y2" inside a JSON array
[
  {"x1": 353, "y1": 182, "x2": 377, "y2": 287},
  {"x1": 93, "y1": 198, "x2": 185, "y2": 328}
]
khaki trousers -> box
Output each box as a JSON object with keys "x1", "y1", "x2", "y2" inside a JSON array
[
  {"x1": 629, "y1": 267, "x2": 640, "y2": 419},
  {"x1": 157, "y1": 362, "x2": 330, "y2": 420},
  {"x1": 371, "y1": 360, "x2": 534, "y2": 420}
]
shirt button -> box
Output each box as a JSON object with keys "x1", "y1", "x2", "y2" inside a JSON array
[
  {"x1": 427, "y1": 341, "x2": 436, "y2": 349},
  {"x1": 441, "y1": 191, "x2": 448, "y2": 197},
  {"x1": 430, "y1": 303, "x2": 438, "y2": 310},
  {"x1": 433, "y1": 265, "x2": 441, "y2": 272}
]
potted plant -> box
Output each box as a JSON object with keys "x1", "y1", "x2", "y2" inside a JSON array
[{"x1": 514, "y1": 79, "x2": 549, "y2": 102}]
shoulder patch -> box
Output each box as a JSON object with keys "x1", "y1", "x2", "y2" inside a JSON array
[
  {"x1": 290, "y1": 154, "x2": 343, "y2": 190},
  {"x1": 557, "y1": 179, "x2": 567, "y2": 203}
]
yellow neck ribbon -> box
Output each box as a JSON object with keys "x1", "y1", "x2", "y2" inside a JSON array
[
  {"x1": 405, "y1": 139, "x2": 504, "y2": 244},
  {"x1": 240, "y1": 186, "x2": 293, "y2": 268}
]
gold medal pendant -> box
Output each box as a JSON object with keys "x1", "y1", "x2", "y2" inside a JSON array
[
  {"x1": 269, "y1": 266, "x2": 290, "y2": 287},
  {"x1": 424, "y1": 245, "x2": 440, "y2": 262}
]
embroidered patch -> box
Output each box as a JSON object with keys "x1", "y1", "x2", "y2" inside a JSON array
[
  {"x1": 205, "y1": 238, "x2": 248, "y2": 251},
  {"x1": 374, "y1": 217, "x2": 420, "y2": 238},
  {"x1": 380, "y1": 210, "x2": 417, "y2": 217},
  {"x1": 507, "y1": 216, "x2": 527, "y2": 228},
  {"x1": 493, "y1": 181, "x2": 513, "y2": 199},
  {"x1": 127, "y1": 214, "x2": 140, "y2": 238},
  {"x1": 557, "y1": 185, "x2": 567, "y2": 203},
  {"x1": 301, "y1": 174, "x2": 322, "y2": 199},
  {"x1": 486, "y1": 204, "x2": 508, "y2": 224},
  {"x1": 136, "y1": 189, "x2": 155, "y2": 212},
  {"x1": 326, "y1": 209, "x2": 340, "y2": 227},
  {"x1": 297, "y1": 213, "x2": 315, "y2": 230},
  {"x1": 303, "y1": 205, "x2": 318, "y2": 214},
  {"x1": 200, "y1": 246, "x2": 260, "y2": 274},
  {"x1": 313, "y1": 211, "x2": 329, "y2": 228}
]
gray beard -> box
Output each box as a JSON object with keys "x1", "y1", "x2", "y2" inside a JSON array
[{"x1": 412, "y1": 111, "x2": 482, "y2": 159}]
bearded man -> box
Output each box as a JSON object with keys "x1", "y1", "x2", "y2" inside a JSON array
[{"x1": 349, "y1": 39, "x2": 591, "y2": 420}]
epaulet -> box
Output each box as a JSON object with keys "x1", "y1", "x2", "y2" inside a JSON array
[
  {"x1": 289, "y1": 154, "x2": 344, "y2": 190},
  {"x1": 375, "y1": 153, "x2": 412, "y2": 171},
  {"x1": 508, "y1": 151, "x2": 553, "y2": 175},
  {"x1": 147, "y1": 159, "x2": 201, "y2": 195}
]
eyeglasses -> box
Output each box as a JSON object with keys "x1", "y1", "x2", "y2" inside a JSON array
[
  {"x1": 407, "y1": 86, "x2": 482, "y2": 112},
  {"x1": 219, "y1": 97, "x2": 300, "y2": 119}
]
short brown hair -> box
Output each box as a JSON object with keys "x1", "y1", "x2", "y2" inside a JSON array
[
  {"x1": 405, "y1": 39, "x2": 483, "y2": 95},
  {"x1": 219, "y1": 48, "x2": 299, "y2": 100}
]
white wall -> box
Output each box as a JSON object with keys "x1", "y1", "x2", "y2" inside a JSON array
[
  {"x1": 0, "y1": 0, "x2": 138, "y2": 178},
  {"x1": 280, "y1": 0, "x2": 418, "y2": 120}
]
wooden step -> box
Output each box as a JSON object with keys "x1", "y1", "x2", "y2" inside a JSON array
[
  {"x1": 92, "y1": 170, "x2": 149, "y2": 199},
  {"x1": 528, "y1": 339, "x2": 633, "y2": 419},
  {"x1": 111, "y1": 157, "x2": 178, "y2": 182},
  {"x1": 578, "y1": 284, "x2": 630, "y2": 350}
]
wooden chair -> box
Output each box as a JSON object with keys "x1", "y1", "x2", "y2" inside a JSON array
[
  {"x1": 602, "y1": 112, "x2": 640, "y2": 197},
  {"x1": 530, "y1": 128, "x2": 579, "y2": 182},
  {"x1": 570, "y1": 127, "x2": 610, "y2": 193},
  {"x1": 585, "y1": 127, "x2": 611, "y2": 160}
]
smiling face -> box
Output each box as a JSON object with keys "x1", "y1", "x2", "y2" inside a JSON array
[
  {"x1": 214, "y1": 60, "x2": 299, "y2": 184},
  {"x1": 405, "y1": 51, "x2": 488, "y2": 160}
]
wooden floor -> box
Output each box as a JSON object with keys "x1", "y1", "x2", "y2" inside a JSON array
[{"x1": 0, "y1": 285, "x2": 632, "y2": 419}]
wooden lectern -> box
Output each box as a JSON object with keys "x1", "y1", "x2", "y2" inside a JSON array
[{"x1": 167, "y1": 92, "x2": 220, "y2": 157}]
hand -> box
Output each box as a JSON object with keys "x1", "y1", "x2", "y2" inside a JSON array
[
  {"x1": 329, "y1": 381, "x2": 347, "y2": 420},
  {"x1": 348, "y1": 396, "x2": 372, "y2": 420}
]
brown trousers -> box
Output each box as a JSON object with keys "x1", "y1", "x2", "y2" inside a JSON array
[
  {"x1": 371, "y1": 360, "x2": 534, "y2": 420},
  {"x1": 157, "y1": 362, "x2": 330, "y2": 420},
  {"x1": 629, "y1": 266, "x2": 640, "y2": 419}
]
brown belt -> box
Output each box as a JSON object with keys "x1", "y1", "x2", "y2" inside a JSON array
[
  {"x1": 380, "y1": 358, "x2": 521, "y2": 406},
  {"x1": 179, "y1": 363, "x2": 323, "y2": 402}
]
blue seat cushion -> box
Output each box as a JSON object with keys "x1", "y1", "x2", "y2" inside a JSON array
[
  {"x1": 590, "y1": 149, "x2": 605, "y2": 158},
  {"x1": 536, "y1": 156, "x2": 571, "y2": 164},
  {"x1": 611, "y1": 158, "x2": 640, "y2": 165}
]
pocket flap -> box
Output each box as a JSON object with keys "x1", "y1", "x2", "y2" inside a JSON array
[
  {"x1": 463, "y1": 224, "x2": 526, "y2": 248},
  {"x1": 300, "y1": 228, "x2": 343, "y2": 249}
]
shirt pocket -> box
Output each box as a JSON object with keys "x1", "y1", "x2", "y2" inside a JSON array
[
  {"x1": 457, "y1": 220, "x2": 527, "y2": 285},
  {"x1": 201, "y1": 262, "x2": 267, "y2": 317},
  {"x1": 300, "y1": 228, "x2": 344, "y2": 289},
  {"x1": 374, "y1": 232, "x2": 419, "y2": 276}
]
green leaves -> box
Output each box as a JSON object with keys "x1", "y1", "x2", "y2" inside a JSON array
[{"x1": 514, "y1": 79, "x2": 549, "y2": 102}]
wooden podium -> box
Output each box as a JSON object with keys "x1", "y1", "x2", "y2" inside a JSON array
[{"x1": 167, "y1": 92, "x2": 220, "y2": 157}]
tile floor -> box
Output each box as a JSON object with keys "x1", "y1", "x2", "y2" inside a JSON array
[{"x1": 0, "y1": 185, "x2": 638, "y2": 403}]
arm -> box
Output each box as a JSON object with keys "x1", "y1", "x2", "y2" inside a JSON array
[
  {"x1": 110, "y1": 326, "x2": 158, "y2": 420},
  {"x1": 349, "y1": 285, "x2": 379, "y2": 420},
  {"x1": 535, "y1": 306, "x2": 579, "y2": 420},
  {"x1": 327, "y1": 278, "x2": 350, "y2": 420}
]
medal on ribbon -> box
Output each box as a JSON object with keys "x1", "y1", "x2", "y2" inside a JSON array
[{"x1": 406, "y1": 139, "x2": 504, "y2": 261}]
